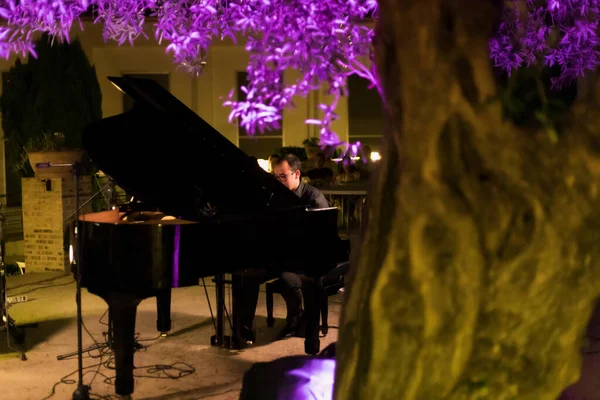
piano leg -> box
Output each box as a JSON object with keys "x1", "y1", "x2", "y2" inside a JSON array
[
  {"x1": 210, "y1": 274, "x2": 226, "y2": 347},
  {"x1": 156, "y1": 288, "x2": 172, "y2": 334},
  {"x1": 210, "y1": 274, "x2": 244, "y2": 350},
  {"x1": 105, "y1": 294, "x2": 141, "y2": 396},
  {"x1": 231, "y1": 273, "x2": 243, "y2": 349},
  {"x1": 107, "y1": 308, "x2": 114, "y2": 349},
  {"x1": 301, "y1": 277, "x2": 321, "y2": 355}
]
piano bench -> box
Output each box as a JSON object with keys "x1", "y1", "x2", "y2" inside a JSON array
[{"x1": 265, "y1": 262, "x2": 349, "y2": 335}]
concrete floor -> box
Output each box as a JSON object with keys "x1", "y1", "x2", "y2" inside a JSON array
[
  {"x1": 0, "y1": 273, "x2": 341, "y2": 400},
  {"x1": 4, "y1": 272, "x2": 600, "y2": 400}
]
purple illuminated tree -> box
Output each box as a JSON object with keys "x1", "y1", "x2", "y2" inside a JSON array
[
  {"x1": 490, "y1": 0, "x2": 600, "y2": 88},
  {"x1": 0, "y1": 0, "x2": 378, "y2": 153},
  {"x1": 2, "y1": 1, "x2": 600, "y2": 399},
  {"x1": 0, "y1": 1, "x2": 597, "y2": 153}
]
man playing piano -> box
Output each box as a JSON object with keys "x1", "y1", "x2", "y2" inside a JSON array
[
  {"x1": 273, "y1": 153, "x2": 328, "y2": 209},
  {"x1": 77, "y1": 77, "x2": 348, "y2": 396},
  {"x1": 240, "y1": 154, "x2": 329, "y2": 352}
]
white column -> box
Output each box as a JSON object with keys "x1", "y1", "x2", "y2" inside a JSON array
[
  {"x1": 282, "y1": 69, "x2": 311, "y2": 147},
  {"x1": 319, "y1": 85, "x2": 349, "y2": 145},
  {"x1": 208, "y1": 46, "x2": 250, "y2": 147},
  {"x1": 196, "y1": 49, "x2": 215, "y2": 126}
]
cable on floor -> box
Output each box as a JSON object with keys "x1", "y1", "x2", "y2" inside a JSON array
[{"x1": 41, "y1": 308, "x2": 195, "y2": 400}]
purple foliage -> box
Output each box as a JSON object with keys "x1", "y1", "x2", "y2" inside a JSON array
[
  {"x1": 0, "y1": 0, "x2": 378, "y2": 155},
  {"x1": 220, "y1": 0, "x2": 379, "y2": 152},
  {"x1": 490, "y1": 0, "x2": 600, "y2": 88},
  {"x1": 1, "y1": 1, "x2": 595, "y2": 154}
]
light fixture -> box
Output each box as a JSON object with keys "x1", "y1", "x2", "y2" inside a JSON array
[
  {"x1": 257, "y1": 159, "x2": 270, "y2": 172},
  {"x1": 370, "y1": 151, "x2": 381, "y2": 161},
  {"x1": 332, "y1": 156, "x2": 360, "y2": 162}
]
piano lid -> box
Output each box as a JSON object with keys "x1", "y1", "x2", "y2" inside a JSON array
[{"x1": 82, "y1": 76, "x2": 304, "y2": 219}]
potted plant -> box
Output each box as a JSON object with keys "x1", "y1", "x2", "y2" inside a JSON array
[
  {"x1": 302, "y1": 137, "x2": 321, "y2": 160},
  {"x1": 15, "y1": 132, "x2": 84, "y2": 178},
  {"x1": 1, "y1": 34, "x2": 102, "y2": 183}
]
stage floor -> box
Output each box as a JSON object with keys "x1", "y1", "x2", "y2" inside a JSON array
[{"x1": 0, "y1": 272, "x2": 341, "y2": 400}]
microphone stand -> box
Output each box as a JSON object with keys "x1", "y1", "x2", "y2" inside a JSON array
[
  {"x1": 63, "y1": 177, "x2": 114, "y2": 225},
  {"x1": 37, "y1": 162, "x2": 89, "y2": 400},
  {"x1": 71, "y1": 161, "x2": 90, "y2": 400}
]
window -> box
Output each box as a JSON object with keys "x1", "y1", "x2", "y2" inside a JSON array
[
  {"x1": 122, "y1": 73, "x2": 170, "y2": 112},
  {"x1": 236, "y1": 71, "x2": 282, "y2": 159},
  {"x1": 347, "y1": 75, "x2": 384, "y2": 152}
]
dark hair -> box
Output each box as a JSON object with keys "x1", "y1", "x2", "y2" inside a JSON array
[{"x1": 276, "y1": 153, "x2": 302, "y2": 171}]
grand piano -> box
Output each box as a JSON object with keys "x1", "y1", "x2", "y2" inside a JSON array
[{"x1": 78, "y1": 76, "x2": 348, "y2": 396}]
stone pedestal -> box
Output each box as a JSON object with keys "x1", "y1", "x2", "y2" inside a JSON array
[{"x1": 21, "y1": 176, "x2": 92, "y2": 273}]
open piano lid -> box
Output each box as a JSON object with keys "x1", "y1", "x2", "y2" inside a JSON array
[{"x1": 82, "y1": 76, "x2": 304, "y2": 219}]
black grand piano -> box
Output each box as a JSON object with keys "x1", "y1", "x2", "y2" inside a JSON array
[{"x1": 78, "y1": 76, "x2": 348, "y2": 396}]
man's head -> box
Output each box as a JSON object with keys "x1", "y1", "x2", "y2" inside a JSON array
[
  {"x1": 268, "y1": 154, "x2": 280, "y2": 173},
  {"x1": 341, "y1": 154, "x2": 352, "y2": 172},
  {"x1": 273, "y1": 153, "x2": 302, "y2": 190}
]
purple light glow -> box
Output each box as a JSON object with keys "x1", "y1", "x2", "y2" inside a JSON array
[
  {"x1": 241, "y1": 355, "x2": 336, "y2": 400},
  {"x1": 173, "y1": 224, "x2": 181, "y2": 288},
  {"x1": 278, "y1": 358, "x2": 335, "y2": 400}
]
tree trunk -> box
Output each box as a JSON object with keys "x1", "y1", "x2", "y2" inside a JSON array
[{"x1": 335, "y1": 1, "x2": 600, "y2": 399}]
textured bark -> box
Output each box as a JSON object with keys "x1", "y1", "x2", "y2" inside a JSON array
[{"x1": 335, "y1": 1, "x2": 600, "y2": 399}]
